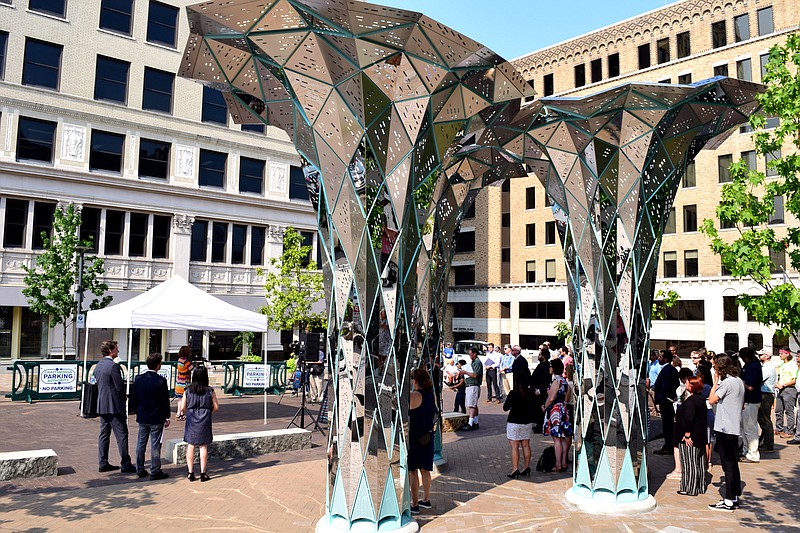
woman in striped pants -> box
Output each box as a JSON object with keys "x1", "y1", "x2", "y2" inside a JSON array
[{"x1": 675, "y1": 376, "x2": 708, "y2": 496}]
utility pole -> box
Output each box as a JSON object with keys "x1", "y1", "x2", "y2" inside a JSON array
[{"x1": 74, "y1": 245, "x2": 89, "y2": 361}]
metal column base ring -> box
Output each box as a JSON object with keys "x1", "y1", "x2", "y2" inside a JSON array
[
  {"x1": 316, "y1": 514, "x2": 419, "y2": 533},
  {"x1": 564, "y1": 487, "x2": 657, "y2": 515}
]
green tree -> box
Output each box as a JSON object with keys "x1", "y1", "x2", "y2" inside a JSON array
[
  {"x1": 22, "y1": 203, "x2": 112, "y2": 359},
  {"x1": 700, "y1": 33, "x2": 800, "y2": 346},
  {"x1": 258, "y1": 227, "x2": 326, "y2": 339}
]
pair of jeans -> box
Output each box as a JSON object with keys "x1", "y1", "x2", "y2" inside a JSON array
[
  {"x1": 716, "y1": 432, "x2": 742, "y2": 501},
  {"x1": 758, "y1": 392, "x2": 775, "y2": 448},
  {"x1": 98, "y1": 413, "x2": 132, "y2": 469},
  {"x1": 136, "y1": 422, "x2": 165, "y2": 474}
]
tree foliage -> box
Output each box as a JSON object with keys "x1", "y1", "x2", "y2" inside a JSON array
[
  {"x1": 651, "y1": 288, "x2": 681, "y2": 320},
  {"x1": 259, "y1": 226, "x2": 326, "y2": 334},
  {"x1": 22, "y1": 203, "x2": 112, "y2": 358},
  {"x1": 700, "y1": 33, "x2": 800, "y2": 345}
]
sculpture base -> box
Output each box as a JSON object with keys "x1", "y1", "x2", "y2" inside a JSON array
[
  {"x1": 316, "y1": 514, "x2": 418, "y2": 533},
  {"x1": 564, "y1": 488, "x2": 657, "y2": 515}
]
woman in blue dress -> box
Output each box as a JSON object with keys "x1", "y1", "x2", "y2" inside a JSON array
[
  {"x1": 177, "y1": 366, "x2": 219, "y2": 481},
  {"x1": 542, "y1": 358, "x2": 573, "y2": 472}
]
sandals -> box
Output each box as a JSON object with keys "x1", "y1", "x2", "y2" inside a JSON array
[
  {"x1": 200, "y1": 472, "x2": 211, "y2": 482},
  {"x1": 188, "y1": 472, "x2": 196, "y2": 482}
]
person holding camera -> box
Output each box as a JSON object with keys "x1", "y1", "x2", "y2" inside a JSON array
[{"x1": 308, "y1": 348, "x2": 325, "y2": 404}]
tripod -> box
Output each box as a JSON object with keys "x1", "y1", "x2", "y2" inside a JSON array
[{"x1": 287, "y1": 357, "x2": 319, "y2": 431}]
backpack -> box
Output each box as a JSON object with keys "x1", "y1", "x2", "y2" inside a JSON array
[{"x1": 536, "y1": 445, "x2": 556, "y2": 472}]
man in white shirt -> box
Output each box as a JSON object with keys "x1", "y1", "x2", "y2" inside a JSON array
[
  {"x1": 758, "y1": 349, "x2": 777, "y2": 451},
  {"x1": 483, "y1": 343, "x2": 503, "y2": 403}
]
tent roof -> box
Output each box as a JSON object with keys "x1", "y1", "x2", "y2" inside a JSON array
[{"x1": 86, "y1": 275, "x2": 268, "y2": 331}]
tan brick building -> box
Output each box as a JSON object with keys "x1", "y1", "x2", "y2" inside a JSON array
[
  {"x1": 0, "y1": 0, "x2": 317, "y2": 360},
  {"x1": 447, "y1": 0, "x2": 799, "y2": 355}
]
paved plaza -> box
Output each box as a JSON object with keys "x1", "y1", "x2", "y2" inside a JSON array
[{"x1": 0, "y1": 368, "x2": 797, "y2": 532}]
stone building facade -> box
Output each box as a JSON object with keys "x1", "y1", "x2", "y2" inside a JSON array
[
  {"x1": 447, "y1": 0, "x2": 799, "y2": 355},
  {"x1": 0, "y1": 0, "x2": 317, "y2": 360}
]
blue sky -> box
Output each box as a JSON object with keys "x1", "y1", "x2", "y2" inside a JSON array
[{"x1": 377, "y1": 0, "x2": 674, "y2": 60}]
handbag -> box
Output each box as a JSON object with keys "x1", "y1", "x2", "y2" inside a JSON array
[
  {"x1": 536, "y1": 445, "x2": 556, "y2": 472},
  {"x1": 417, "y1": 431, "x2": 432, "y2": 446}
]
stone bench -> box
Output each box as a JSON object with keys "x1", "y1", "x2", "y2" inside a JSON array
[
  {"x1": 0, "y1": 449, "x2": 58, "y2": 481},
  {"x1": 441, "y1": 412, "x2": 469, "y2": 432},
  {"x1": 165, "y1": 428, "x2": 311, "y2": 464}
]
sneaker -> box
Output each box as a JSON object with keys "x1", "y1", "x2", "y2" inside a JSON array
[
  {"x1": 410, "y1": 505, "x2": 420, "y2": 515},
  {"x1": 708, "y1": 501, "x2": 735, "y2": 512},
  {"x1": 120, "y1": 465, "x2": 137, "y2": 474},
  {"x1": 418, "y1": 500, "x2": 432, "y2": 509},
  {"x1": 738, "y1": 457, "x2": 759, "y2": 463}
]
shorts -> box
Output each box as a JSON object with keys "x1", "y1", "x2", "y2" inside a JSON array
[{"x1": 465, "y1": 385, "x2": 480, "y2": 408}]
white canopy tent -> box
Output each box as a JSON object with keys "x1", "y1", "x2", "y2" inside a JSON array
[{"x1": 82, "y1": 275, "x2": 270, "y2": 421}]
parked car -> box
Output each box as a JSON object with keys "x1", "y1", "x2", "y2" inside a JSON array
[{"x1": 451, "y1": 340, "x2": 492, "y2": 365}]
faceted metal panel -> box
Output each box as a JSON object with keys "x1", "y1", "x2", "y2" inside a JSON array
[{"x1": 180, "y1": 0, "x2": 763, "y2": 524}]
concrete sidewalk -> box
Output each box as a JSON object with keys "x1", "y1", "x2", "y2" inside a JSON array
[{"x1": 0, "y1": 368, "x2": 797, "y2": 532}]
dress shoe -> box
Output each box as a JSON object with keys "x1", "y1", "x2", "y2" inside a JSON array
[
  {"x1": 520, "y1": 467, "x2": 531, "y2": 476},
  {"x1": 150, "y1": 471, "x2": 169, "y2": 481},
  {"x1": 200, "y1": 472, "x2": 210, "y2": 482},
  {"x1": 98, "y1": 464, "x2": 120, "y2": 473},
  {"x1": 137, "y1": 470, "x2": 149, "y2": 479},
  {"x1": 787, "y1": 438, "x2": 800, "y2": 444},
  {"x1": 758, "y1": 445, "x2": 774, "y2": 452},
  {"x1": 507, "y1": 470, "x2": 521, "y2": 479},
  {"x1": 120, "y1": 465, "x2": 137, "y2": 474},
  {"x1": 187, "y1": 472, "x2": 197, "y2": 482}
]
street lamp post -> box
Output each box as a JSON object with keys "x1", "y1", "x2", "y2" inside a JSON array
[{"x1": 76, "y1": 244, "x2": 89, "y2": 417}]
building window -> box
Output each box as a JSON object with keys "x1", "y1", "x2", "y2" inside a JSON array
[
  {"x1": 760, "y1": 53, "x2": 770, "y2": 81},
  {"x1": 23, "y1": 38, "x2": 62, "y2": 90},
  {"x1": 453, "y1": 265, "x2": 475, "y2": 286},
  {"x1": 663, "y1": 251, "x2": 677, "y2": 277},
  {"x1": 202, "y1": 86, "x2": 228, "y2": 125},
  {"x1": 723, "y1": 296, "x2": 738, "y2": 321},
  {"x1": 190, "y1": 220, "x2": 208, "y2": 262},
  {"x1": 464, "y1": 202, "x2": 475, "y2": 219},
  {"x1": 211, "y1": 222, "x2": 227, "y2": 263},
  {"x1": 198, "y1": 149, "x2": 227, "y2": 188},
  {"x1": 676, "y1": 31, "x2": 691, "y2": 58},
  {"x1": 736, "y1": 58, "x2": 752, "y2": 82},
  {"x1": 543, "y1": 73, "x2": 553, "y2": 97},
  {"x1": 104, "y1": 209, "x2": 125, "y2": 255},
  {"x1": 770, "y1": 196, "x2": 784, "y2": 225},
  {"x1": 289, "y1": 165, "x2": 309, "y2": 200},
  {"x1": 757, "y1": 7, "x2": 774, "y2": 36},
  {"x1": 138, "y1": 138, "x2": 170, "y2": 180},
  {"x1": 501, "y1": 179, "x2": 510, "y2": 193},
  {"x1": 500, "y1": 302, "x2": 511, "y2": 319},
  {"x1": 501, "y1": 247, "x2": 510, "y2": 262},
  {"x1": 742, "y1": 150, "x2": 756, "y2": 172},
  {"x1": 89, "y1": 130, "x2": 125, "y2": 173},
  {"x1": 146, "y1": 0, "x2": 179, "y2": 47},
  {"x1": 79, "y1": 207, "x2": 100, "y2": 253},
  {"x1": 713, "y1": 64, "x2": 729, "y2": 77},
  {"x1": 545, "y1": 221, "x2": 556, "y2": 245},
  {"x1": 142, "y1": 67, "x2": 174, "y2": 113},
  {"x1": 152, "y1": 215, "x2": 170, "y2": 259},
  {"x1": 239, "y1": 157, "x2": 264, "y2": 194},
  {"x1": 231, "y1": 224, "x2": 247, "y2": 265},
  {"x1": 545, "y1": 259, "x2": 556, "y2": 282},
  {"x1": 656, "y1": 38, "x2": 670, "y2": 64},
  {"x1": 451, "y1": 302, "x2": 475, "y2": 318},
  {"x1": 574, "y1": 64, "x2": 585, "y2": 88},
  {"x1": 525, "y1": 187, "x2": 536, "y2": 209},
  {"x1": 766, "y1": 150, "x2": 780, "y2": 177},
  {"x1": 684, "y1": 250, "x2": 698, "y2": 277},
  {"x1": 29, "y1": 0, "x2": 66, "y2": 17},
  {"x1": 250, "y1": 226, "x2": 265, "y2": 266},
  {"x1": 0, "y1": 31, "x2": 8, "y2": 80},
  {"x1": 100, "y1": 0, "x2": 134, "y2": 35},
  {"x1": 664, "y1": 208, "x2": 676, "y2": 234},
  {"x1": 241, "y1": 123, "x2": 265, "y2": 134},
  {"x1": 501, "y1": 213, "x2": 510, "y2": 228},
  {"x1": 683, "y1": 205, "x2": 697, "y2": 233},
  {"x1": 718, "y1": 154, "x2": 733, "y2": 183},
  {"x1": 712, "y1": 21, "x2": 727, "y2": 49},
  {"x1": 525, "y1": 223, "x2": 535, "y2": 246},
  {"x1": 519, "y1": 301, "x2": 565, "y2": 319},
  {"x1": 526, "y1": 260, "x2": 536, "y2": 283},
  {"x1": 16, "y1": 117, "x2": 57, "y2": 163},
  {"x1": 3, "y1": 199, "x2": 28, "y2": 248},
  {"x1": 545, "y1": 195, "x2": 552, "y2": 208},
  {"x1": 770, "y1": 247, "x2": 786, "y2": 273},
  {"x1": 590, "y1": 58, "x2": 602, "y2": 83},
  {"x1": 94, "y1": 55, "x2": 129, "y2": 104},
  {"x1": 678, "y1": 73, "x2": 692, "y2": 85},
  {"x1": 32, "y1": 202, "x2": 55, "y2": 250},
  {"x1": 637, "y1": 43, "x2": 650, "y2": 69},
  {"x1": 658, "y1": 78, "x2": 671, "y2": 84},
  {"x1": 683, "y1": 161, "x2": 696, "y2": 188},
  {"x1": 734, "y1": 13, "x2": 750, "y2": 42},
  {"x1": 724, "y1": 333, "x2": 739, "y2": 353},
  {"x1": 129, "y1": 212, "x2": 148, "y2": 257},
  {"x1": 607, "y1": 53, "x2": 619, "y2": 78},
  {"x1": 455, "y1": 230, "x2": 475, "y2": 253}
]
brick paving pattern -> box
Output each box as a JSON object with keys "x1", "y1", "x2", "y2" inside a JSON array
[{"x1": 0, "y1": 370, "x2": 797, "y2": 532}]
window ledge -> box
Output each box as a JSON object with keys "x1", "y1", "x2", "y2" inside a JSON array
[
  {"x1": 26, "y1": 8, "x2": 67, "y2": 22},
  {"x1": 145, "y1": 40, "x2": 179, "y2": 53},
  {"x1": 97, "y1": 27, "x2": 135, "y2": 41}
]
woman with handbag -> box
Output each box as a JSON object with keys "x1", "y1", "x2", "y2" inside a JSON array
[
  {"x1": 542, "y1": 358, "x2": 573, "y2": 472},
  {"x1": 503, "y1": 361, "x2": 534, "y2": 478},
  {"x1": 408, "y1": 367, "x2": 436, "y2": 515},
  {"x1": 676, "y1": 376, "x2": 708, "y2": 496}
]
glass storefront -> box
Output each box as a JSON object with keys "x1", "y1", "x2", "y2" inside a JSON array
[
  {"x1": 20, "y1": 307, "x2": 48, "y2": 358},
  {"x1": 0, "y1": 306, "x2": 12, "y2": 358}
]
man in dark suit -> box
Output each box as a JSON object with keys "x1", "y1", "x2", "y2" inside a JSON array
[
  {"x1": 130, "y1": 353, "x2": 171, "y2": 480},
  {"x1": 95, "y1": 340, "x2": 135, "y2": 473},
  {"x1": 653, "y1": 349, "x2": 680, "y2": 455}
]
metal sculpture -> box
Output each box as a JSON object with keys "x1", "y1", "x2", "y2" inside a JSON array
[{"x1": 179, "y1": 0, "x2": 762, "y2": 526}]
